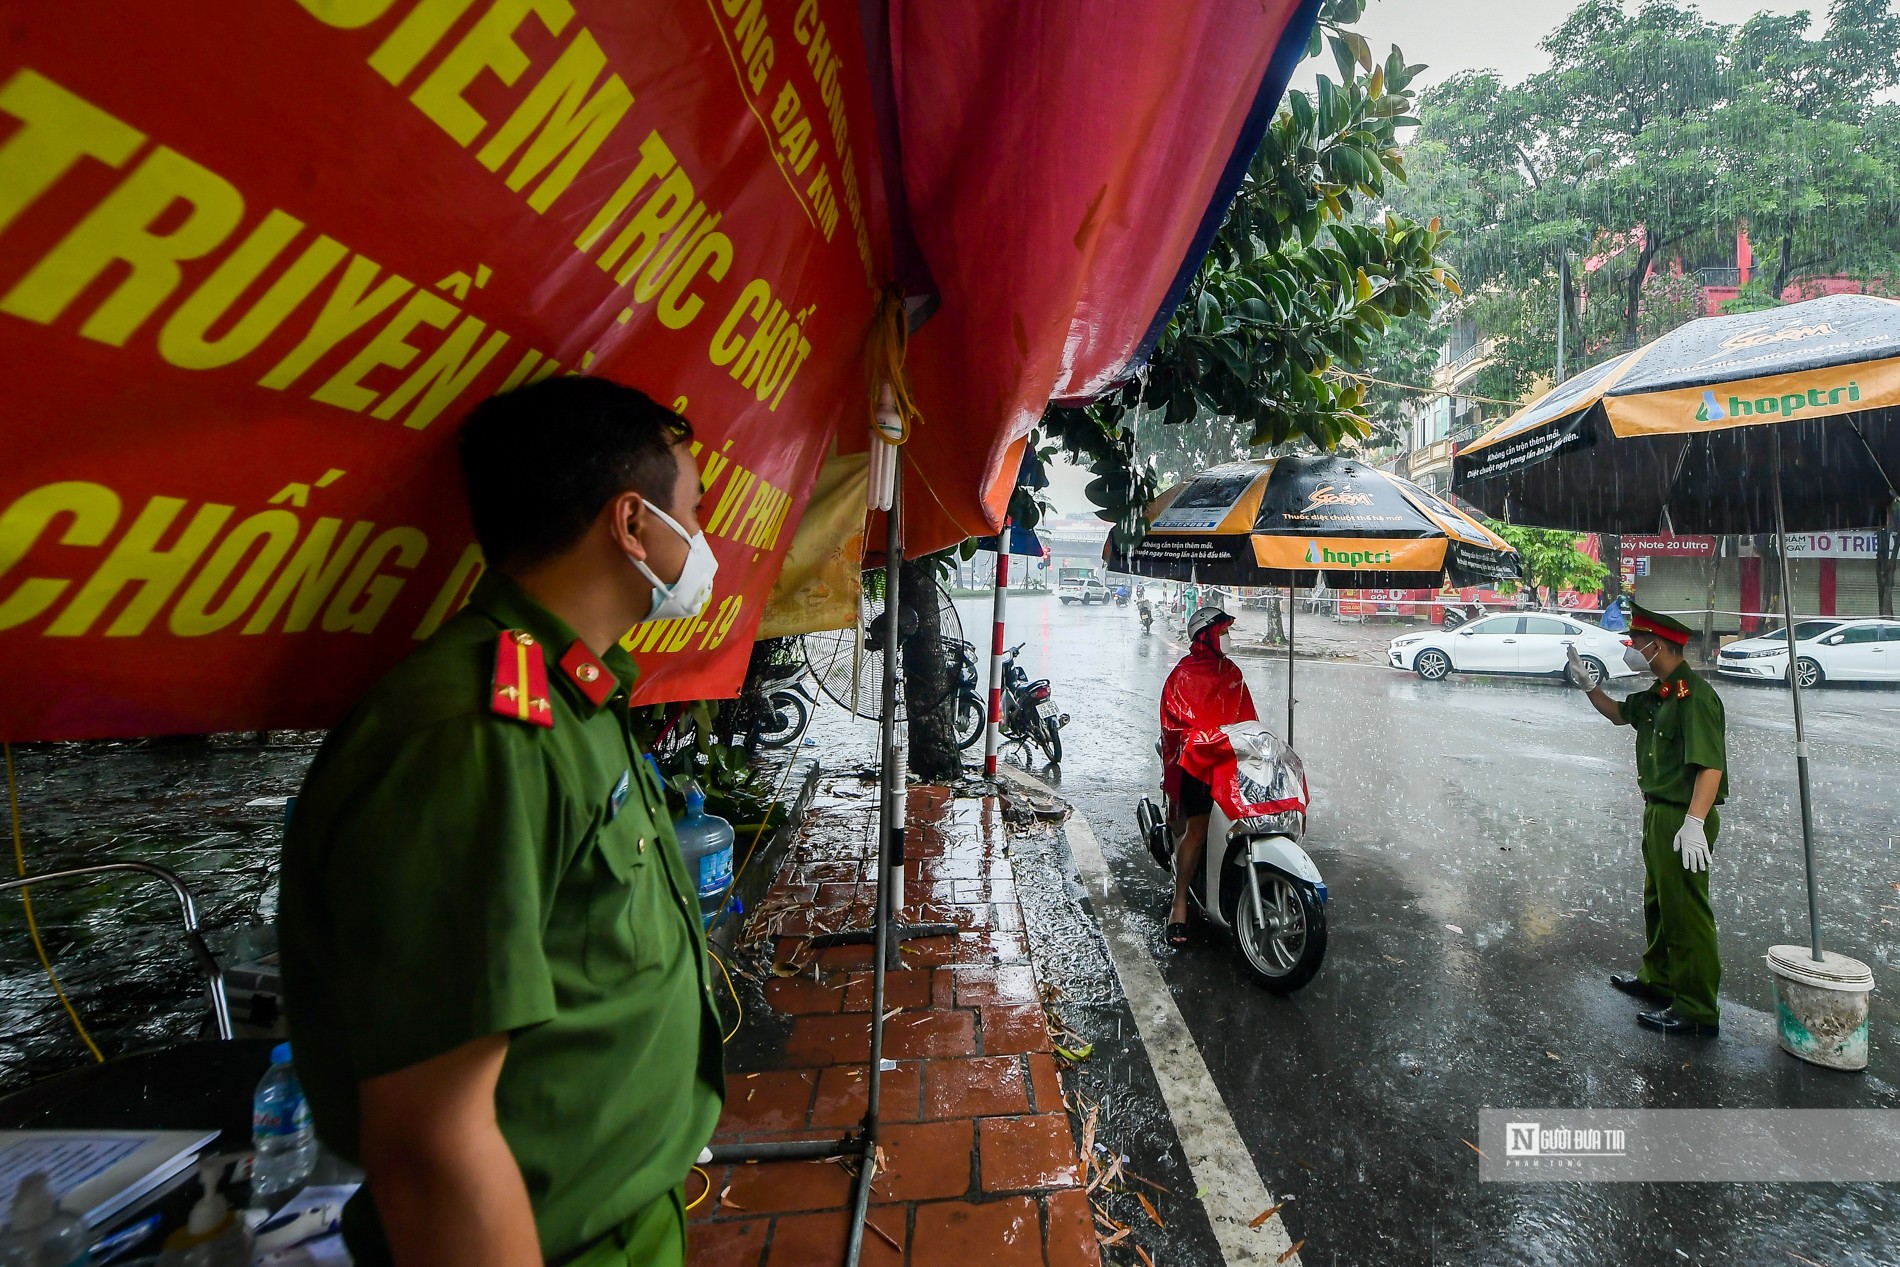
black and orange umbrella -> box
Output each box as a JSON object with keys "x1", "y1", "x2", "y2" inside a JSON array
[{"x1": 1112, "y1": 454, "x2": 1519, "y2": 742}]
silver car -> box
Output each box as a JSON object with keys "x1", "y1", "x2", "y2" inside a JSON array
[
  {"x1": 1716, "y1": 618, "x2": 1900, "y2": 687},
  {"x1": 1388, "y1": 613, "x2": 1643, "y2": 686}
]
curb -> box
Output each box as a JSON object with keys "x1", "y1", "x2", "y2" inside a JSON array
[{"x1": 992, "y1": 763, "x2": 1303, "y2": 1266}]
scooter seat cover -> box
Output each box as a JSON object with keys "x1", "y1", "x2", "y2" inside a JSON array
[{"x1": 1176, "y1": 721, "x2": 1309, "y2": 822}]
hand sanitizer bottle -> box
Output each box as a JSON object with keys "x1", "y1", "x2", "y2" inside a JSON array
[{"x1": 0, "y1": 1172, "x2": 89, "y2": 1266}]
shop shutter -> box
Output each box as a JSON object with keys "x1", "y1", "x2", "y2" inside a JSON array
[
  {"x1": 1785, "y1": 559, "x2": 1824, "y2": 619},
  {"x1": 1834, "y1": 560, "x2": 1883, "y2": 616},
  {"x1": 1634, "y1": 557, "x2": 1717, "y2": 619}
]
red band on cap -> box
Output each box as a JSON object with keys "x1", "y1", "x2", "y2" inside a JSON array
[{"x1": 1632, "y1": 615, "x2": 1689, "y2": 646}]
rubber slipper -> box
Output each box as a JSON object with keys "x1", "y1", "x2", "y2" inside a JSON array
[{"x1": 1166, "y1": 921, "x2": 1192, "y2": 947}]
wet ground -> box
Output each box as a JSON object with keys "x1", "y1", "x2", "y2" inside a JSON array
[
  {"x1": 987, "y1": 594, "x2": 1900, "y2": 1266},
  {"x1": 0, "y1": 736, "x2": 313, "y2": 1089}
]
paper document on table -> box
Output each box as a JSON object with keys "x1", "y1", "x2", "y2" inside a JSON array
[{"x1": 0, "y1": 1130, "x2": 219, "y2": 1226}]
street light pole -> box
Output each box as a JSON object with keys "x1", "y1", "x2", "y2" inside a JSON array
[{"x1": 1556, "y1": 252, "x2": 1569, "y2": 385}]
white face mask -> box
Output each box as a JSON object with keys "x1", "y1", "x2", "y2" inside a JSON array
[
  {"x1": 629, "y1": 502, "x2": 717, "y2": 622},
  {"x1": 1624, "y1": 643, "x2": 1654, "y2": 676},
  {"x1": 1218, "y1": 631, "x2": 1233, "y2": 655}
]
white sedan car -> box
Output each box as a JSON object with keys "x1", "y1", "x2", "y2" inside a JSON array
[
  {"x1": 1388, "y1": 613, "x2": 1643, "y2": 686},
  {"x1": 1716, "y1": 617, "x2": 1900, "y2": 687}
]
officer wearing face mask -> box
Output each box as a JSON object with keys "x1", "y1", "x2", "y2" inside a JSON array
[
  {"x1": 1565, "y1": 603, "x2": 1728, "y2": 1037},
  {"x1": 279, "y1": 378, "x2": 723, "y2": 1267}
]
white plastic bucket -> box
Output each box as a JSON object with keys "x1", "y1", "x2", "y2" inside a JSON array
[{"x1": 1765, "y1": 945, "x2": 1875, "y2": 1071}]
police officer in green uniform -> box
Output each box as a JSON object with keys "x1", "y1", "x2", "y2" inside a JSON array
[
  {"x1": 279, "y1": 378, "x2": 724, "y2": 1267},
  {"x1": 1566, "y1": 603, "x2": 1728, "y2": 1037}
]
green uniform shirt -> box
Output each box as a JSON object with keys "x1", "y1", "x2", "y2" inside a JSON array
[
  {"x1": 1616, "y1": 661, "x2": 1729, "y2": 807},
  {"x1": 278, "y1": 573, "x2": 723, "y2": 1265}
]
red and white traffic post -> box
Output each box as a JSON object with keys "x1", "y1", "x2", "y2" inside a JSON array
[{"x1": 983, "y1": 526, "x2": 1010, "y2": 778}]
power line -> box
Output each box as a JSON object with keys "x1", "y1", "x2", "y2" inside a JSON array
[{"x1": 1331, "y1": 369, "x2": 1527, "y2": 410}]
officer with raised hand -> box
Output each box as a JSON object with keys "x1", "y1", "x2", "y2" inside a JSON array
[
  {"x1": 279, "y1": 378, "x2": 724, "y2": 1267},
  {"x1": 1565, "y1": 604, "x2": 1728, "y2": 1037}
]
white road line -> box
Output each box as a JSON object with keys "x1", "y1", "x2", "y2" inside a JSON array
[{"x1": 998, "y1": 767, "x2": 1300, "y2": 1266}]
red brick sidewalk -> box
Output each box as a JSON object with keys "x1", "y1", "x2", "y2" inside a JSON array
[{"x1": 688, "y1": 779, "x2": 1100, "y2": 1267}]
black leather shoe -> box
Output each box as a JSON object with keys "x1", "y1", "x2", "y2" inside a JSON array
[
  {"x1": 1637, "y1": 1006, "x2": 1719, "y2": 1037},
  {"x1": 1610, "y1": 973, "x2": 1672, "y2": 1004}
]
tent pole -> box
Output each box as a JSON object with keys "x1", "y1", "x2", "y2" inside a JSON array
[
  {"x1": 1771, "y1": 430, "x2": 1823, "y2": 962},
  {"x1": 983, "y1": 521, "x2": 1009, "y2": 779},
  {"x1": 1286, "y1": 582, "x2": 1296, "y2": 746},
  {"x1": 844, "y1": 451, "x2": 906, "y2": 1267}
]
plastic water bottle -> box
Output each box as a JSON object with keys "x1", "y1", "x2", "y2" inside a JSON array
[
  {"x1": 673, "y1": 780, "x2": 734, "y2": 929},
  {"x1": 251, "y1": 1043, "x2": 316, "y2": 1200},
  {"x1": 0, "y1": 1172, "x2": 89, "y2": 1266}
]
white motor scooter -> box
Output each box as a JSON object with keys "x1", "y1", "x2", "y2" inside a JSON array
[{"x1": 1137, "y1": 721, "x2": 1328, "y2": 992}]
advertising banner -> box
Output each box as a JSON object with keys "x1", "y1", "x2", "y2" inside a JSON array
[
  {"x1": 1778, "y1": 531, "x2": 1884, "y2": 559},
  {"x1": 0, "y1": 0, "x2": 886, "y2": 739}
]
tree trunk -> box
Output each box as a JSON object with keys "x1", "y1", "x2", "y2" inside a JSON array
[
  {"x1": 901, "y1": 559, "x2": 962, "y2": 781},
  {"x1": 1622, "y1": 234, "x2": 1663, "y2": 351},
  {"x1": 1698, "y1": 538, "x2": 1722, "y2": 665},
  {"x1": 1756, "y1": 533, "x2": 1782, "y2": 619},
  {"x1": 1879, "y1": 509, "x2": 1897, "y2": 619},
  {"x1": 1602, "y1": 534, "x2": 1623, "y2": 605},
  {"x1": 1265, "y1": 591, "x2": 1286, "y2": 644},
  {"x1": 1771, "y1": 229, "x2": 1795, "y2": 302}
]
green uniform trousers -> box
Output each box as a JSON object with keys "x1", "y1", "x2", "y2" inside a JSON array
[
  {"x1": 1636, "y1": 801, "x2": 1721, "y2": 1024},
  {"x1": 565, "y1": 1187, "x2": 686, "y2": 1267}
]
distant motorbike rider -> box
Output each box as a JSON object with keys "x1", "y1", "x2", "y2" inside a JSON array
[{"x1": 1160, "y1": 605, "x2": 1257, "y2": 946}]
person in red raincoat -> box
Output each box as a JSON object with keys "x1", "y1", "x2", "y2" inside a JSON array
[{"x1": 1160, "y1": 604, "x2": 1257, "y2": 945}]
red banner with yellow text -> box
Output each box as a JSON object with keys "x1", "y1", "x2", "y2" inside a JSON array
[{"x1": 0, "y1": 0, "x2": 887, "y2": 739}]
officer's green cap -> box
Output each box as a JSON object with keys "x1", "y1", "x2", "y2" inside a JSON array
[{"x1": 1629, "y1": 602, "x2": 1692, "y2": 646}]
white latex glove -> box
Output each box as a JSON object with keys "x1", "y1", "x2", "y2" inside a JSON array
[
  {"x1": 1563, "y1": 645, "x2": 1594, "y2": 690},
  {"x1": 1674, "y1": 815, "x2": 1712, "y2": 872}
]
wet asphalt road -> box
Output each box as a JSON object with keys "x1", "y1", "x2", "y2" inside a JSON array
[{"x1": 984, "y1": 594, "x2": 1900, "y2": 1267}]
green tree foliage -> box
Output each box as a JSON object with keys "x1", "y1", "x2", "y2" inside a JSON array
[
  {"x1": 1039, "y1": 0, "x2": 1460, "y2": 544},
  {"x1": 1486, "y1": 521, "x2": 1609, "y2": 596},
  {"x1": 1399, "y1": 0, "x2": 1900, "y2": 403},
  {"x1": 1356, "y1": 312, "x2": 1444, "y2": 446}
]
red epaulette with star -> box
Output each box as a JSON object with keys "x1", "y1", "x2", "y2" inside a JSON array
[
  {"x1": 491, "y1": 629, "x2": 553, "y2": 727},
  {"x1": 559, "y1": 639, "x2": 615, "y2": 707}
]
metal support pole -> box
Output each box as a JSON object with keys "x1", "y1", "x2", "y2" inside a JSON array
[
  {"x1": 845, "y1": 454, "x2": 906, "y2": 1267},
  {"x1": 1771, "y1": 432, "x2": 1824, "y2": 962},
  {"x1": 983, "y1": 526, "x2": 1010, "y2": 779},
  {"x1": 1286, "y1": 582, "x2": 1296, "y2": 746},
  {"x1": 1556, "y1": 253, "x2": 1569, "y2": 385}
]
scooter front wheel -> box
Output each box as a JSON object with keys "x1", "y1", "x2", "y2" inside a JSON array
[{"x1": 1225, "y1": 863, "x2": 1326, "y2": 993}]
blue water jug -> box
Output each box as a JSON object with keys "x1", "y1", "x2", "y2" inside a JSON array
[{"x1": 673, "y1": 780, "x2": 734, "y2": 929}]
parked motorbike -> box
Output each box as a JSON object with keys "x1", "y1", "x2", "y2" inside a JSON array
[
  {"x1": 952, "y1": 640, "x2": 986, "y2": 751},
  {"x1": 1137, "y1": 722, "x2": 1327, "y2": 992},
  {"x1": 999, "y1": 642, "x2": 1066, "y2": 764},
  {"x1": 1440, "y1": 599, "x2": 1486, "y2": 630},
  {"x1": 752, "y1": 661, "x2": 816, "y2": 748}
]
